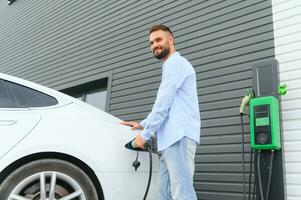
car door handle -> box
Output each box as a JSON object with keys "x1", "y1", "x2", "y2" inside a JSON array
[{"x1": 0, "y1": 120, "x2": 17, "y2": 126}]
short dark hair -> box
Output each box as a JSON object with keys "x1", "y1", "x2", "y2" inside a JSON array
[{"x1": 149, "y1": 24, "x2": 173, "y2": 36}]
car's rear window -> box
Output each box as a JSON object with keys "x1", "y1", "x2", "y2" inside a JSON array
[
  {"x1": 0, "y1": 80, "x2": 14, "y2": 108},
  {"x1": 4, "y1": 80, "x2": 58, "y2": 108}
]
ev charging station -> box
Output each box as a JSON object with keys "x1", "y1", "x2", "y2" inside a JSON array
[
  {"x1": 250, "y1": 96, "x2": 281, "y2": 151},
  {"x1": 240, "y1": 60, "x2": 286, "y2": 200}
]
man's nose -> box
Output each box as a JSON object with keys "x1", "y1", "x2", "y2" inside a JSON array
[{"x1": 153, "y1": 43, "x2": 159, "y2": 49}]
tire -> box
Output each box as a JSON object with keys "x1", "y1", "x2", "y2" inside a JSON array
[{"x1": 0, "y1": 159, "x2": 99, "y2": 200}]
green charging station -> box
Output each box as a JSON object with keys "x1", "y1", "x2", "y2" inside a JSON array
[{"x1": 250, "y1": 96, "x2": 281, "y2": 150}]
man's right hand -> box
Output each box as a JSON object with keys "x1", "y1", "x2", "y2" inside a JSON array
[{"x1": 120, "y1": 121, "x2": 143, "y2": 130}]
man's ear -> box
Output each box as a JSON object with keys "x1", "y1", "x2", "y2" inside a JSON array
[{"x1": 169, "y1": 36, "x2": 174, "y2": 45}]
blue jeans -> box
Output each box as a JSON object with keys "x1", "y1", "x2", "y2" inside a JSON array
[{"x1": 159, "y1": 136, "x2": 197, "y2": 200}]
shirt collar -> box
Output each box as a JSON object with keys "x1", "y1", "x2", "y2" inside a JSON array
[{"x1": 162, "y1": 51, "x2": 180, "y2": 69}]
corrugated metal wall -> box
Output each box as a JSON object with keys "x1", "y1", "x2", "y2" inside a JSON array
[
  {"x1": 272, "y1": 0, "x2": 301, "y2": 199},
  {"x1": 0, "y1": 0, "x2": 275, "y2": 199}
]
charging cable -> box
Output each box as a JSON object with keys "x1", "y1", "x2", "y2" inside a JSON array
[
  {"x1": 240, "y1": 114, "x2": 246, "y2": 200},
  {"x1": 239, "y1": 89, "x2": 255, "y2": 199},
  {"x1": 256, "y1": 150, "x2": 275, "y2": 200},
  {"x1": 257, "y1": 151, "x2": 264, "y2": 200},
  {"x1": 266, "y1": 150, "x2": 274, "y2": 200},
  {"x1": 248, "y1": 149, "x2": 254, "y2": 200},
  {"x1": 125, "y1": 138, "x2": 154, "y2": 200},
  {"x1": 143, "y1": 142, "x2": 153, "y2": 200}
]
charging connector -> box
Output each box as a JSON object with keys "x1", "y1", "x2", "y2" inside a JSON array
[
  {"x1": 240, "y1": 89, "x2": 254, "y2": 115},
  {"x1": 125, "y1": 138, "x2": 154, "y2": 200}
]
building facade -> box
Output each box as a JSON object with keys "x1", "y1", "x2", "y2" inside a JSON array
[
  {"x1": 0, "y1": 0, "x2": 300, "y2": 199},
  {"x1": 272, "y1": 0, "x2": 301, "y2": 199}
]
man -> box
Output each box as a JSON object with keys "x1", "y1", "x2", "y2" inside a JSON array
[{"x1": 121, "y1": 24, "x2": 200, "y2": 200}]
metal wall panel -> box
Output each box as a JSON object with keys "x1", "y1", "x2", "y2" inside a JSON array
[{"x1": 0, "y1": 0, "x2": 275, "y2": 199}]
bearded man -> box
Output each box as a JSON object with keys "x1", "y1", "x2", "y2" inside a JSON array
[{"x1": 122, "y1": 24, "x2": 200, "y2": 200}]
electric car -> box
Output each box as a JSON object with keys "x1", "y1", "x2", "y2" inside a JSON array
[{"x1": 0, "y1": 72, "x2": 159, "y2": 200}]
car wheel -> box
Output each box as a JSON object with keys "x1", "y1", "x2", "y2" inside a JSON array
[{"x1": 0, "y1": 158, "x2": 99, "y2": 200}]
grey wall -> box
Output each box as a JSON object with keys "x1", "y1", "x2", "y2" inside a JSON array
[{"x1": 0, "y1": 0, "x2": 275, "y2": 199}]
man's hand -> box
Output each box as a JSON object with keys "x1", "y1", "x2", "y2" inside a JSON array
[
  {"x1": 121, "y1": 121, "x2": 145, "y2": 148},
  {"x1": 133, "y1": 134, "x2": 146, "y2": 148},
  {"x1": 120, "y1": 121, "x2": 143, "y2": 130}
]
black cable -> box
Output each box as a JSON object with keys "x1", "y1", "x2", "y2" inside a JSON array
[
  {"x1": 143, "y1": 143, "x2": 153, "y2": 200},
  {"x1": 253, "y1": 155, "x2": 256, "y2": 200},
  {"x1": 125, "y1": 138, "x2": 154, "y2": 200},
  {"x1": 248, "y1": 149, "x2": 254, "y2": 200},
  {"x1": 257, "y1": 151, "x2": 265, "y2": 200},
  {"x1": 240, "y1": 114, "x2": 246, "y2": 200},
  {"x1": 265, "y1": 150, "x2": 275, "y2": 200}
]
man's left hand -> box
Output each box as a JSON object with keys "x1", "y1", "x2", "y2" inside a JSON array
[{"x1": 133, "y1": 134, "x2": 146, "y2": 148}]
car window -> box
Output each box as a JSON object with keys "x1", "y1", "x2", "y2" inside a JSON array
[
  {"x1": 0, "y1": 80, "x2": 14, "y2": 108},
  {"x1": 4, "y1": 80, "x2": 58, "y2": 108},
  {"x1": 61, "y1": 78, "x2": 108, "y2": 111}
]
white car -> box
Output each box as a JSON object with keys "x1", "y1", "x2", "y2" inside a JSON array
[{"x1": 0, "y1": 73, "x2": 159, "y2": 200}]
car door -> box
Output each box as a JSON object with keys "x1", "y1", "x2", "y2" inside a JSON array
[
  {"x1": 0, "y1": 79, "x2": 41, "y2": 158},
  {"x1": 0, "y1": 109, "x2": 41, "y2": 158}
]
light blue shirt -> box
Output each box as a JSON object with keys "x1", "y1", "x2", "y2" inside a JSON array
[{"x1": 140, "y1": 52, "x2": 201, "y2": 151}]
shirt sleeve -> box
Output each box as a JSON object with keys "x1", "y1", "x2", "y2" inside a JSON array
[
  {"x1": 140, "y1": 60, "x2": 189, "y2": 140},
  {"x1": 140, "y1": 114, "x2": 149, "y2": 128}
]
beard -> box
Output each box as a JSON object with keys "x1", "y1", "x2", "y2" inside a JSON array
[{"x1": 153, "y1": 45, "x2": 170, "y2": 60}]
